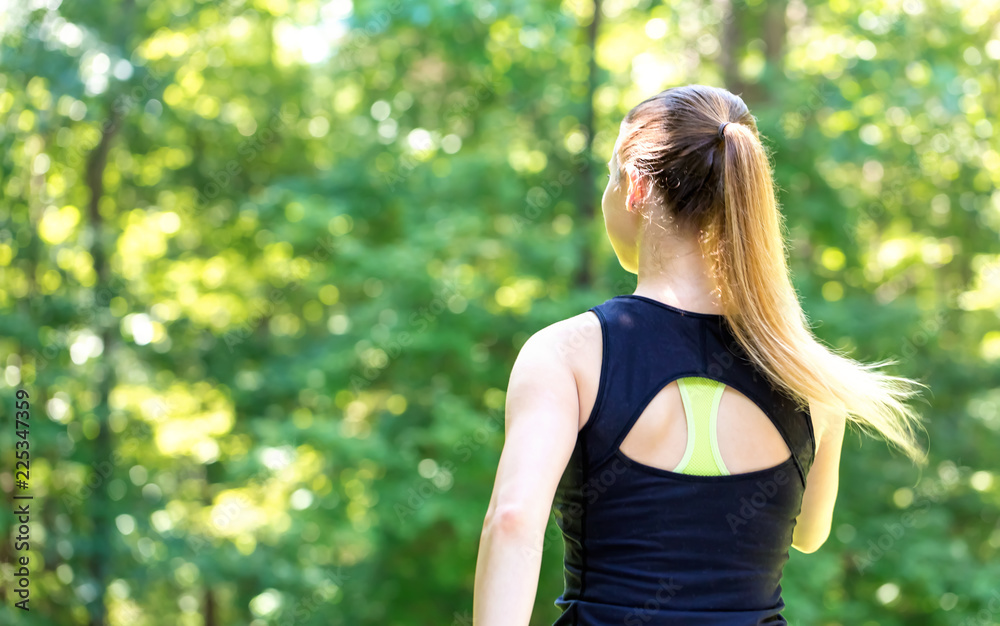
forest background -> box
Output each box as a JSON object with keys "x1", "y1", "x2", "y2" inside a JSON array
[{"x1": 1, "y1": 0, "x2": 1000, "y2": 624}]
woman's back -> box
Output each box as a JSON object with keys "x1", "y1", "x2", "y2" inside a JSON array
[
  {"x1": 473, "y1": 85, "x2": 923, "y2": 626},
  {"x1": 553, "y1": 294, "x2": 816, "y2": 625}
]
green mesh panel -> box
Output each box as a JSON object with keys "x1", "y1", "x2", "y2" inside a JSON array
[{"x1": 673, "y1": 377, "x2": 729, "y2": 476}]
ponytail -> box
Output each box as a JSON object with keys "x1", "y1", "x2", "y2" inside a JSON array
[
  {"x1": 617, "y1": 86, "x2": 928, "y2": 464},
  {"x1": 714, "y1": 121, "x2": 928, "y2": 464}
]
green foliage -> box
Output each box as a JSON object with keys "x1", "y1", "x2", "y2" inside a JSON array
[{"x1": 0, "y1": 0, "x2": 998, "y2": 624}]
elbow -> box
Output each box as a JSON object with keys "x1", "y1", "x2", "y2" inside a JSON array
[
  {"x1": 483, "y1": 505, "x2": 532, "y2": 537},
  {"x1": 479, "y1": 504, "x2": 545, "y2": 565},
  {"x1": 792, "y1": 513, "x2": 832, "y2": 554},
  {"x1": 791, "y1": 525, "x2": 830, "y2": 554},
  {"x1": 791, "y1": 539, "x2": 824, "y2": 554}
]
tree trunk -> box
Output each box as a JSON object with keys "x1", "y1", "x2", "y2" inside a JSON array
[
  {"x1": 761, "y1": 0, "x2": 787, "y2": 102},
  {"x1": 204, "y1": 587, "x2": 218, "y2": 626},
  {"x1": 84, "y1": 104, "x2": 122, "y2": 626},
  {"x1": 720, "y1": 0, "x2": 745, "y2": 96},
  {"x1": 575, "y1": 0, "x2": 601, "y2": 289}
]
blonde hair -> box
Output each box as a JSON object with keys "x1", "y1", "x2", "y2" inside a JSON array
[{"x1": 616, "y1": 85, "x2": 928, "y2": 464}]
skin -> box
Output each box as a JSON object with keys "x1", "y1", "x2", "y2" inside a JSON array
[{"x1": 473, "y1": 129, "x2": 847, "y2": 625}]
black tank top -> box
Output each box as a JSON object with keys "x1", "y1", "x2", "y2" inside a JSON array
[{"x1": 551, "y1": 294, "x2": 816, "y2": 625}]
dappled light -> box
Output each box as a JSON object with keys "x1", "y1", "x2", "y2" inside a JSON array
[{"x1": 1, "y1": 0, "x2": 998, "y2": 624}]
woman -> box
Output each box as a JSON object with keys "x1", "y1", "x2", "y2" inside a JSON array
[{"x1": 473, "y1": 85, "x2": 927, "y2": 625}]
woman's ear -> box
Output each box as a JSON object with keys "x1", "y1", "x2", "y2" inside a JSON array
[{"x1": 624, "y1": 163, "x2": 646, "y2": 212}]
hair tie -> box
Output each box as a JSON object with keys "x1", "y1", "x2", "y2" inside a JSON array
[{"x1": 718, "y1": 122, "x2": 731, "y2": 140}]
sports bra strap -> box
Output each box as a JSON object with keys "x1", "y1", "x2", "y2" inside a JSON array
[{"x1": 674, "y1": 377, "x2": 729, "y2": 476}]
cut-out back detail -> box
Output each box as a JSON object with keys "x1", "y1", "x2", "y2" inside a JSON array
[{"x1": 617, "y1": 377, "x2": 794, "y2": 477}]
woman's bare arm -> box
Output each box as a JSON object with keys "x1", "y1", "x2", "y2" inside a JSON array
[
  {"x1": 792, "y1": 399, "x2": 847, "y2": 553},
  {"x1": 473, "y1": 321, "x2": 581, "y2": 625}
]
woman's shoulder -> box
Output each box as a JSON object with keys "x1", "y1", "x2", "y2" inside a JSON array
[{"x1": 522, "y1": 309, "x2": 602, "y2": 363}]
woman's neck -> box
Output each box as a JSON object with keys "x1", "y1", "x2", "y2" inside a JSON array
[{"x1": 632, "y1": 225, "x2": 723, "y2": 315}]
